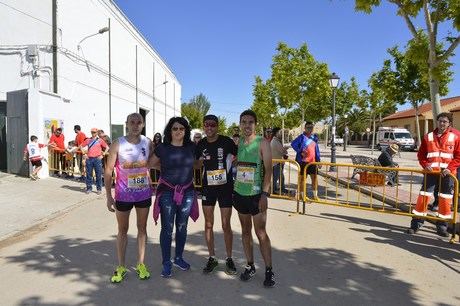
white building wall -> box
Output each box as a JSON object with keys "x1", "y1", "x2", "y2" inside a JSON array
[
  {"x1": 0, "y1": 0, "x2": 53, "y2": 100},
  {"x1": 1, "y1": 0, "x2": 181, "y2": 139}
]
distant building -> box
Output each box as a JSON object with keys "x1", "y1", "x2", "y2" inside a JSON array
[
  {"x1": 382, "y1": 96, "x2": 460, "y2": 135},
  {"x1": 0, "y1": 0, "x2": 180, "y2": 175}
]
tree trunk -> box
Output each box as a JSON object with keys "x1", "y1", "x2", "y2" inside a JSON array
[
  {"x1": 414, "y1": 103, "x2": 421, "y2": 148},
  {"x1": 428, "y1": 44, "x2": 442, "y2": 119},
  {"x1": 371, "y1": 113, "x2": 376, "y2": 156}
]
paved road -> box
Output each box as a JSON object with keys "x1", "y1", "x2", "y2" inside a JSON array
[{"x1": 1, "y1": 175, "x2": 459, "y2": 305}]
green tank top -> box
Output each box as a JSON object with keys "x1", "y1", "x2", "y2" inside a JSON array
[{"x1": 234, "y1": 136, "x2": 263, "y2": 196}]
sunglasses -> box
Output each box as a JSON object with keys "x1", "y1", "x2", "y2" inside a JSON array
[
  {"x1": 204, "y1": 122, "x2": 217, "y2": 128},
  {"x1": 172, "y1": 126, "x2": 185, "y2": 131}
]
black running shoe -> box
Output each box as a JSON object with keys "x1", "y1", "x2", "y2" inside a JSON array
[
  {"x1": 203, "y1": 257, "x2": 218, "y2": 274},
  {"x1": 225, "y1": 258, "x2": 237, "y2": 275},
  {"x1": 240, "y1": 264, "x2": 256, "y2": 281},
  {"x1": 263, "y1": 268, "x2": 275, "y2": 287}
]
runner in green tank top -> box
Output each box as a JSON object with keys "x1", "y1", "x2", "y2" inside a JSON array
[
  {"x1": 234, "y1": 135, "x2": 263, "y2": 196},
  {"x1": 233, "y1": 109, "x2": 275, "y2": 288}
]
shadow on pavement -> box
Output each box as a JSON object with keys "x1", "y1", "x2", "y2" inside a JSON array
[
  {"x1": 6, "y1": 231, "x2": 422, "y2": 305},
  {"x1": 319, "y1": 213, "x2": 460, "y2": 272}
]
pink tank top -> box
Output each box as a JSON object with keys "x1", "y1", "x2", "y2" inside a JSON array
[{"x1": 115, "y1": 136, "x2": 152, "y2": 202}]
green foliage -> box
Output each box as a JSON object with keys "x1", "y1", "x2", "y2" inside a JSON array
[
  {"x1": 354, "y1": 0, "x2": 459, "y2": 117},
  {"x1": 181, "y1": 102, "x2": 202, "y2": 129},
  {"x1": 181, "y1": 93, "x2": 215, "y2": 130},
  {"x1": 217, "y1": 116, "x2": 227, "y2": 135},
  {"x1": 251, "y1": 76, "x2": 277, "y2": 131},
  {"x1": 226, "y1": 122, "x2": 240, "y2": 136}
]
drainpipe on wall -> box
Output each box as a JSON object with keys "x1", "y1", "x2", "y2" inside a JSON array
[{"x1": 52, "y1": 0, "x2": 58, "y2": 94}]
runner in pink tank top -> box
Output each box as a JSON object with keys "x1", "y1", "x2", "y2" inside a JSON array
[{"x1": 104, "y1": 113, "x2": 154, "y2": 283}]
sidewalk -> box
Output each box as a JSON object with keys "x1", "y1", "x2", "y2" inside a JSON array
[{"x1": 0, "y1": 172, "x2": 102, "y2": 243}]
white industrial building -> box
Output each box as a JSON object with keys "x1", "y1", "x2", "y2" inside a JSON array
[{"x1": 0, "y1": 0, "x2": 181, "y2": 176}]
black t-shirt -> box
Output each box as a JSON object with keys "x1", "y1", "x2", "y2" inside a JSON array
[
  {"x1": 154, "y1": 142, "x2": 196, "y2": 186},
  {"x1": 195, "y1": 135, "x2": 238, "y2": 188}
]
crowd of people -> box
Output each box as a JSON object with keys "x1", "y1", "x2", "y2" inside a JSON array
[{"x1": 22, "y1": 109, "x2": 458, "y2": 286}]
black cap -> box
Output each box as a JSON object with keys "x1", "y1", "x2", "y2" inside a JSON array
[{"x1": 203, "y1": 114, "x2": 218, "y2": 123}]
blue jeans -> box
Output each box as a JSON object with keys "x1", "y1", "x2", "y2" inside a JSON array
[
  {"x1": 85, "y1": 157, "x2": 102, "y2": 191},
  {"x1": 273, "y1": 163, "x2": 286, "y2": 192},
  {"x1": 159, "y1": 189, "x2": 194, "y2": 265}
]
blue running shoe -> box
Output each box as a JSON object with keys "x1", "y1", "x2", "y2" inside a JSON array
[
  {"x1": 173, "y1": 257, "x2": 190, "y2": 271},
  {"x1": 161, "y1": 261, "x2": 172, "y2": 278}
]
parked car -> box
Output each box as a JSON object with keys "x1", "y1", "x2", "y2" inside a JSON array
[{"x1": 328, "y1": 137, "x2": 344, "y2": 146}]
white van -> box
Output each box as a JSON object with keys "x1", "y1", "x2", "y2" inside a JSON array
[{"x1": 377, "y1": 127, "x2": 416, "y2": 151}]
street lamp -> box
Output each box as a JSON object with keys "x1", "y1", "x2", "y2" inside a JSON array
[
  {"x1": 152, "y1": 80, "x2": 168, "y2": 132},
  {"x1": 329, "y1": 72, "x2": 340, "y2": 171},
  {"x1": 343, "y1": 114, "x2": 348, "y2": 152},
  {"x1": 76, "y1": 24, "x2": 110, "y2": 135}
]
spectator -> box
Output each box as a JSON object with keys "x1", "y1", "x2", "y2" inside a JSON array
[
  {"x1": 232, "y1": 134, "x2": 240, "y2": 146},
  {"x1": 193, "y1": 132, "x2": 202, "y2": 144},
  {"x1": 48, "y1": 127, "x2": 65, "y2": 177},
  {"x1": 81, "y1": 128, "x2": 108, "y2": 194},
  {"x1": 23, "y1": 135, "x2": 49, "y2": 180},
  {"x1": 271, "y1": 127, "x2": 288, "y2": 194},
  {"x1": 264, "y1": 128, "x2": 273, "y2": 142},
  {"x1": 98, "y1": 129, "x2": 112, "y2": 146},
  {"x1": 151, "y1": 132, "x2": 162, "y2": 185},
  {"x1": 377, "y1": 143, "x2": 399, "y2": 186},
  {"x1": 65, "y1": 140, "x2": 78, "y2": 179},
  {"x1": 74, "y1": 125, "x2": 87, "y2": 181},
  {"x1": 291, "y1": 122, "x2": 321, "y2": 199},
  {"x1": 407, "y1": 112, "x2": 460, "y2": 237}
]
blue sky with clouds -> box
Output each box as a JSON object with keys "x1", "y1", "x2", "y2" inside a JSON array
[{"x1": 114, "y1": 0, "x2": 460, "y2": 125}]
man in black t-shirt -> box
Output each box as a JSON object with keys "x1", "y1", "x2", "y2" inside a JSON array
[{"x1": 196, "y1": 114, "x2": 238, "y2": 275}]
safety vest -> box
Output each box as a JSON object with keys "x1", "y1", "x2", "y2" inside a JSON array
[{"x1": 425, "y1": 131, "x2": 457, "y2": 173}]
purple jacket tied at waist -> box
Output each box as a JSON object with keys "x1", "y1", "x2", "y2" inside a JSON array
[{"x1": 153, "y1": 178, "x2": 199, "y2": 224}]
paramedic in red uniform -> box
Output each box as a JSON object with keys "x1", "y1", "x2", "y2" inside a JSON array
[{"x1": 407, "y1": 112, "x2": 460, "y2": 237}]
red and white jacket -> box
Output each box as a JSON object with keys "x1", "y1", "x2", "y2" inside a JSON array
[{"x1": 417, "y1": 127, "x2": 460, "y2": 175}]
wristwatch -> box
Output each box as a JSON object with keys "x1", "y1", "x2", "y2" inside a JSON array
[{"x1": 262, "y1": 191, "x2": 270, "y2": 197}]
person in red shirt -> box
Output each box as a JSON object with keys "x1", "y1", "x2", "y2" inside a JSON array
[
  {"x1": 48, "y1": 128, "x2": 65, "y2": 177},
  {"x1": 81, "y1": 127, "x2": 108, "y2": 194},
  {"x1": 74, "y1": 125, "x2": 87, "y2": 181},
  {"x1": 407, "y1": 112, "x2": 460, "y2": 237}
]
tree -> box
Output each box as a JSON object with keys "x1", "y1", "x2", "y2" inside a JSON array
[
  {"x1": 385, "y1": 43, "x2": 452, "y2": 146},
  {"x1": 217, "y1": 116, "x2": 227, "y2": 135},
  {"x1": 252, "y1": 76, "x2": 277, "y2": 133},
  {"x1": 226, "y1": 122, "x2": 239, "y2": 136},
  {"x1": 355, "y1": 0, "x2": 460, "y2": 119},
  {"x1": 181, "y1": 102, "x2": 202, "y2": 129},
  {"x1": 189, "y1": 93, "x2": 211, "y2": 115},
  {"x1": 181, "y1": 93, "x2": 212, "y2": 129}
]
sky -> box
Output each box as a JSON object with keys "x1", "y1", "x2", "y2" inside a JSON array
[{"x1": 114, "y1": 0, "x2": 460, "y2": 125}]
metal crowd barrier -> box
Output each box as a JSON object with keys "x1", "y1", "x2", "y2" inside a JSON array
[
  {"x1": 48, "y1": 150, "x2": 108, "y2": 177},
  {"x1": 302, "y1": 162, "x2": 459, "y2": 242},
  {"x1": 150, "y1": 167, "x2": 203, "y2": 188},
  {"x1": 270, "y1": 159, "x2": 301, "y2": 213}
]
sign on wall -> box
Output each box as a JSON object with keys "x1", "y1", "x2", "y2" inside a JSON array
[{"x1": 44, "y1": 118, "x2": 64, "y2": 142}]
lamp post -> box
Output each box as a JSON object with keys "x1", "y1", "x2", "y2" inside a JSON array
[
  {"x1": 343, "y1": 114, "x2": 348, "y2": 152},
  {"x1": 329, "y1": 72, "x2": 340, "y2": 172},
  {"x1": 153, "y1": 80, "x2": 168, "y2": 132},
  {"x1": 76, "y1": 25, "x2": 110, "y2": 135}
]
